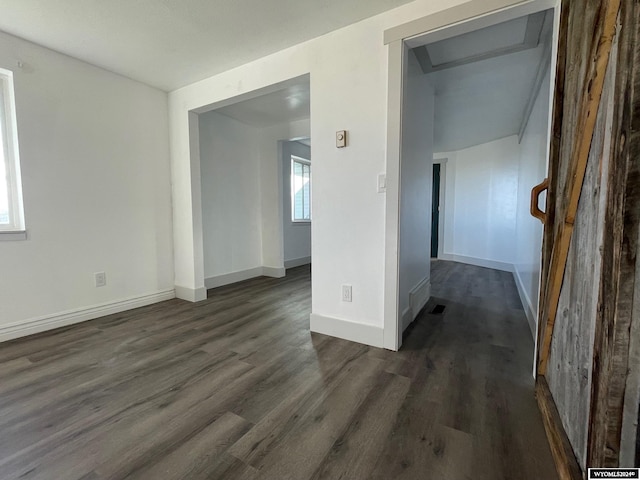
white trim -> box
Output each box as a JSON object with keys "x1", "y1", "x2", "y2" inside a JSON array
[
  {"x1": 513, "y1": 267, "x2": 536, "y2": 338},
  {"x1": 401, "y1": 277, "x2": 431, "y2": 332},
  {"x1": 310, "y1": 313, "x2": 384, "y2": 348},
  {"x1": 0, "y1": 68, "x2": 25, "y2": 232},
  {"x1": 439, "y1": 253, "x2": 514, "y2": 272},
  {"x1": 384, "y1": 0, "x2": 557, "y2": 46},
  {"x1": 188, "y1": 111, "x2": 207, "y2": 302},
  {"x1": 409, "y1": 277, "x2": 431, "y2": 320},
  {"x1": 175, "y1": 284, "x2": 207, "y2": 302},
  {"x1": 402, "y1": 279, "x2": 431, "y2": 333},
  {"x1": 262, "y1": 266, "x2": 286, "y2": 278},
  {"x1": 0, "y1": 230, "x2": 26, "y2": 241},
  {"x1": 284, "y1": 256, "x2": 311, "y2": 269},
  {"x1": 291, "y1": 155, "x2": 310, "y2": 164},
  {"x1": 0, "y1": 289, "x2": 176, "y2": 343},
  {"x1": 205, "y1": 267, "x2": 263, "y2": 289},
  {"x1": 383, "y1": 40, "x2": 406, "y2": 352},
  {"x1": 204, "y1": 266, "x2": 286, "y2": 289},
  {"x1": 291, "y1": 155, "x2": 311, "y2": 223}
]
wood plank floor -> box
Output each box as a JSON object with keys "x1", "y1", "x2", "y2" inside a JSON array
[{"x1": 0, "y1": 261, "x2": 558, "y2": 480}]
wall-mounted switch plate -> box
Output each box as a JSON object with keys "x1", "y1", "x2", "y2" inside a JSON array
[
  {"x1": 377, "y1": 173, "x2": 387, "y2": 193},
  {"x1": 342, "y1": 284, "x2": 352, "y2": 302},
  {"x1": 95, "y1": 271, "x2": 106, "y2": 287},
  {"x1": 336, "y1": 130, "x2": 347, "y2": 148}
]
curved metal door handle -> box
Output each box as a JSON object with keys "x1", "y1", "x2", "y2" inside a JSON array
[{"x1": 530, "y1": 178, "x2": 549, "y2": 224}]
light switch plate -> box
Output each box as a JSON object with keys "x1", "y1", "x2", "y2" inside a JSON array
[
  {"x1": 341, "y1": 284, "x2": 352, "y2": 302},
  {"x1": 336, "y1": 130, "x2": 347, "y2": 148},
  {"x1": 377, "y1": 173, "x2": 387, "y2": 193}
]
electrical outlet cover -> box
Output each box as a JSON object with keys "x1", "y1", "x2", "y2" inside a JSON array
[{"x1": 342, "y1": 284, "x2": 352, "y2": 302}]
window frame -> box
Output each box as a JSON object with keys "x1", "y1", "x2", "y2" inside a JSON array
[
  {"x1": 290, "y1": 155, "x2": 311, "y2": 224},
  {"x1": 0, "y1": 67, "x2": 25, "y2": 237}
]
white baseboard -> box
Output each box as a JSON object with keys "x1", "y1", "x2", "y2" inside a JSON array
[
  {"x1": 440, "y1": 253, "x2": 514, "y2": 273},
  {"x1": 175, "y1": 285, "x2": 207, "y2": 302},
  {"x1": 205, "y1": 266, "x2": 286, "y2": 290},
  {"x1": 401, "y1": 277, "x2": 432, "y2": 332},
  {"x1": 262, "y1": 266, "x2": 286, "y2": 278},
  {"x1": 310, "y1": 313, "x2": 384, "y2": 348},
  {"x1": 0, "y1": 289, "x2": 176, "y2": 343},
  {"x1": 205, "y1": 267, "x2": 263, "y2": 289},
  {"x1": 409, "y1": 277, "x2": 431, "y2": 319},
  {"x1": 513, "y1": 268, "x2": 537, "y2": 338},
  {"x1": 284, "y1": 256, "x2": 311, "y2": 269}
]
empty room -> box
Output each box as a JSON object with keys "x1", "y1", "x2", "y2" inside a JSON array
[{"x1": 0, "y1": 1, "x2": 637, "y2": 479}]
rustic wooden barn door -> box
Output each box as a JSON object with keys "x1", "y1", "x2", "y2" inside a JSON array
[{"x1": 532, "y1": 0, "x2": 640, "y2": 478}]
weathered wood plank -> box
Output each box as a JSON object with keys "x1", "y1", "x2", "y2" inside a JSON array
[
  {"x1": 536, "y1": 376, "x2": 583, "y2": 480},
  {"x1": 587, "y1": 0, "x2": 640, "y2": 467},
  {"x1": 538, "y1": 0, "x2": 622, "y2": 376},
  {"x1": 546, "y1": 13, "x2": 619, "y2": 467}
]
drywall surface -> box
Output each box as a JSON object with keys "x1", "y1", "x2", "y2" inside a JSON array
[
  {"x1": 199, "y1": 111, "x2": 262, "y2": 279},
  {"x1": 281, "y1": 141, "x2": 311, "y2": 264},
  {"x1": 259, "y1": 119, "x2": 310, "y2": 270},
  {"x1": 436, "y1": 135, "x2": 520, "y2": 268},
  {"x1": 514, "y1": 67, "x2": 551, "y2": 328},
  {"x1": 0, "y1": 31, "x2": 174, "y2": 331},
  {"x1": 398, "y1": 52, "x2": 434, "y2": 322},
  {"x1": 168, "y1": 0, "x2": 531, "y2": 335},
  {"x1": 431, "y1": 45, "x2": 547, "y2": 152},
  {"x1": 199, "y1": 115, "x2": 310, "y2": 283}
]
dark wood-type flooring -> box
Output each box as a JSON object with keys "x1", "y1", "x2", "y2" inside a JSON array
[{"x1": 0, "y1": 261, "x2": 558, "y2": 479}]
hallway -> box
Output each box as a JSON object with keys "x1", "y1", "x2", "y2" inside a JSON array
[{"x1": 372, "y1": 260, "x2": 556, "y2": 479}]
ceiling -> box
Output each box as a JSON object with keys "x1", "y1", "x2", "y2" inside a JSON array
[
  {"x1": 0, "y1": 0, "x2": 415, "y2": 91},
  {"x1": 416, "y1": 12, "x2": 544, "y2": 72},
  {"x1": 417, "y1": 11, "x2": 552, "y2": 152},
  {"x1": 430, "y1": 45, "x2": 546, "y2": 152},
  {"x1": 214, "y1": 82, "x2": 310, "y2": 127},
  {"x1": 428, "y1": 16, "x2": 531, "y2": 65}
]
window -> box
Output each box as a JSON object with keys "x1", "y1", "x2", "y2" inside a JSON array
[
  {"x1": 0, "y1": 68, "x2": 24, "y2": 234},
  {"x1": 291, "y1": 156, "x2": 311, "y2": 222}
]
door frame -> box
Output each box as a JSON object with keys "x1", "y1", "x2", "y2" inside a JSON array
[
  {"x1": 432, "y1": 158, "x2": 447, "y2": 260},
  {"x1": 431, "y1": 163, "x2": 442, "y2": 259},
  {"x1": 382, "y1": 0, "x2": 560, "y2": 351}
]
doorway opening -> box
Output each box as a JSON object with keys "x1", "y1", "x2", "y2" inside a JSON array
[
  {"x1": 384, "y1": 2, "x2": 558, "y2": 376},
  {"x1": 430, "y1": 163, "x2": 441, "y2": 258},
  {"x1": 282, "y1": 141, "x2": 312, "y2": 269},
  {"x1": 195, "y1": 76, "x2": 312, "y2": 293}
]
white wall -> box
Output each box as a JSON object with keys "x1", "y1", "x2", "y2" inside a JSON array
[
  {"x1": 281, "y1": 140, "x2": 312, "y2": 266},
  {"x1": 435, "y1": 135, "x2": 520, "y2": 270},
  {"x1": 398, "y1": 52, "x2": 434, "y2": 327},
  {"x1": 514, "y1": 67, "x2": 551, "y2": 333},
  {"x1": 258, "y1": 118, "x2": 310, "y2": 270},
  {"x1": 0, "y1": 31, "x2": 174, "y2": 340},
  {"x1": 168, "y1": 0, "x2": 537, "y2": 347},
  {"x1": 200, "y1": 115, "x2": 310, "y2": 287},
  {"x1": 199, "y1": 111, "x2": 262, "y2": 281}
]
